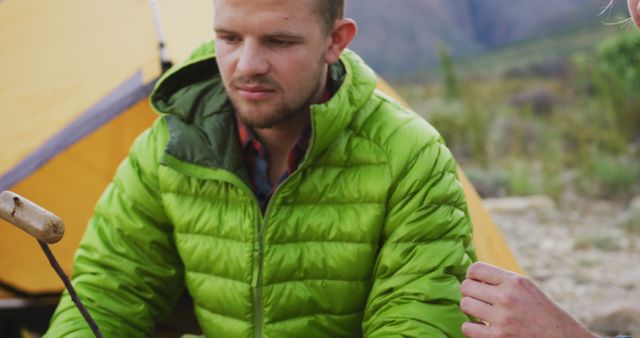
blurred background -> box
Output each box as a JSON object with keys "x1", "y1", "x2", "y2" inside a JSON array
[
  {"x1": 1, "y1": 0, "x2": 639, "y2": 337},
  {"x1": 349, "y1": 0, "x2": 639, "y2": 201},
  {"x1": 347, "y1": 0, "x2": 640, "y2": 335}
]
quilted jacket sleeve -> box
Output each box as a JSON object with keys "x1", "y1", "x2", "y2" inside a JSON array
[
  {"x1": 44, "y1": 118, "x2": 184, "y2": 338},
  {"x1": 363, "y1": 133, "x2": 476, "y2": 338}
]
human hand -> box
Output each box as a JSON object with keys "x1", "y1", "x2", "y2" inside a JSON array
[{"x1": 459, "y1": 262, "x2": 598, "y2": 338}]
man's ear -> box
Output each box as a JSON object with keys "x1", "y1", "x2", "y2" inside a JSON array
[{"x1": 324, "y1": 18, "x2": 357, "y2": 64}]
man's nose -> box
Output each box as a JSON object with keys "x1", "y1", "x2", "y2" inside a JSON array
[{"x1": 236, "y1": 42, "x2": 269, "y2": 76}]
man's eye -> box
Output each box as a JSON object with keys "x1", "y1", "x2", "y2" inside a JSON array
[
  {"x1": 220, "y1": 35, "x2": 240, "y2": 44},
  {"x1": 270, "y1": 39, "x2": 293, "y2": 47}
]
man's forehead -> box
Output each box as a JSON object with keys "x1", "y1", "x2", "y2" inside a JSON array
[
  {"x1": 214, "y1": 0, "x2": 322, "y2": 35},
  {"x1": 214, "y1": 0, "x2": 316, "y2": 17}
]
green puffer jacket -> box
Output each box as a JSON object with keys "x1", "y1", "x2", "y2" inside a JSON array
[{"x1": 45, "y1": 43, "x2": 476, "y2": 338}]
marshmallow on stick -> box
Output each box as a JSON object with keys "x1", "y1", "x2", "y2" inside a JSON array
[{"x1": 0, "y1": 191, "x2": 65, "y2": 243}]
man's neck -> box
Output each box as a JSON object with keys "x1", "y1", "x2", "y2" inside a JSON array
[
  {"x1": 252, "y1": 107, "x2": 308, "y2": 186},
  {"x1": 254, "y1": 110, "x2": 311, "y2": 160},
  {"x1": 254, "y1": 69, "x2": 329, "y2": 185},
  {"x1": 259, "y1": 83, "x2": 328, "y2": 185}
]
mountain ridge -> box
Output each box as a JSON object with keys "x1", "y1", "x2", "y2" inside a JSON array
[{"x1": 345, "y1": 0, "x2": 622, "y2": 77}]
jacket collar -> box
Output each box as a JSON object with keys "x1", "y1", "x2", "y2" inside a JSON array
[{"x1": 149, "y1": 42, "x2": 377, "y2": 175}]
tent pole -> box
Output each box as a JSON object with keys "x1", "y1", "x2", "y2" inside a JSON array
[{"x1": 149, "y1": 0, "x2": 173, "y2": 72}]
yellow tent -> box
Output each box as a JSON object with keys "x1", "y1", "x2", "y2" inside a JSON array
[{"x1": 0, "y1": 0, "x2": 521, "y2": 314}]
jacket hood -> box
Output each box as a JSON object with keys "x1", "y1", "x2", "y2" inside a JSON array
[{"x1": 149, "y1": 41, "x2": 378, "y2": 173}]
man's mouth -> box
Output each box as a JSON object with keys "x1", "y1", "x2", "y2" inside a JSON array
[{"x1": 236, "y1": 85, "x2": 275, "y2": 100}]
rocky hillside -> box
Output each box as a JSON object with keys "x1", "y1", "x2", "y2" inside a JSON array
[{"x1": 346, "y1": 0, "x2": 622, "y2": 76}]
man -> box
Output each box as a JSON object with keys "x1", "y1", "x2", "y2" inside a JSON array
[
  {"x1": 460, "y1": 4, "x2": 640, "y2": 337},
  {"x1": 44, "y1": 0, "x2": 475, "y2": 337}
]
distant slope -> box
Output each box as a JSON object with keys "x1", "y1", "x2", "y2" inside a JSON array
[
  {"x1": 346, "y1": 0, "x2": 482, "y2": 77},
  {"x1": 346, "y1": 0, "x2": 623, "y2": 77}
]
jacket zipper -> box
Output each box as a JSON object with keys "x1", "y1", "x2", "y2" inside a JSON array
[
  {"x1": 252, "y1": 203, "x2": 264, "y2": 338},
  {"x1": 203, "y1": 176, "x2": 266, "y2": 338},
  {"x1": 250, "y1": 168, "x2": 305, "y2": 338},
  {"x1": 162, "y1": 156, "x2": 267, "y2": 338},
  {"x1": 162, "y1": 138, "x2": 314, "y2": 338},
  {"x1": 220, "y1": 179, "x2": 266, "y2": 338},
  {"x1": 252, "y1": 190, "x2": 277, "y2": 338},
  {"x1": 226, "y1": 182, "x2": 263, "y2": 338},
  {"x1": 251, "y1": 121, "x2": 316, "y2": 338}
]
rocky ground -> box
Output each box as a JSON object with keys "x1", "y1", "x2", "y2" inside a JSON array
[{"x1": 485, "y1": 195, "x2": 640, "y2": 337}]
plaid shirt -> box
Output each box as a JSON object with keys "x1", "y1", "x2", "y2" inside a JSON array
[
  {"x1": 237, "y1": 119, "x2": 311, "y2": 210},
  {"x1": 236, "y1": 91, "x2": 331, "y2": 211}
]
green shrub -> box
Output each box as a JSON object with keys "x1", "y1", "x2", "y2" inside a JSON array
[
  {"x1": 592, "y1": 31, "x2": 640, "y2": 145},
  {"x1": 578, "y1": 150, "x2": 640, "y2": 198},
  {"x1": 415, "y1": 93, "x2": 490, "y2": 166},
  {"x1": 437, "y1": 44, "x2": 461, "y2": 100},
  {"x1": 505, "y1": 160, "x2": 542, "y2": 196}
]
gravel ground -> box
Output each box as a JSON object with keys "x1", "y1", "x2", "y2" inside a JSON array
[{"x1": 487, "y1": 197, "x2": 640, "y2": 336}]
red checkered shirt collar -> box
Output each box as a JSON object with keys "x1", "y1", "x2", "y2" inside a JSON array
[
  {"x1": 236, "y1": 116, "x2": 312, "y2": 178},
  {"x1": 235, "y1": 88, "x2": 333, "y2": 207}
]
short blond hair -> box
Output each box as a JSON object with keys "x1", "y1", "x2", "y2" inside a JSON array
[{"x1": 312, "y1": 0, "x2": 345, "y2": 33}]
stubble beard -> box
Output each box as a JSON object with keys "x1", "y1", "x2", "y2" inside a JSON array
[{"x1": 228, "y1": 60, "x2": 326, "y2": 130}]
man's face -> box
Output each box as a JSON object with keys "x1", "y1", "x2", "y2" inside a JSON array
[
  {"x1": 214, "y1": 0, "x2": 331, "y2": 129},
  {"x1": 629, "y1": 0, "x2": 640, "y2": 30}
]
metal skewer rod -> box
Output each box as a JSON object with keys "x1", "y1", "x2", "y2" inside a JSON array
[{"x1": 38, "y1": 241, "x2": 104, "y2": 338}]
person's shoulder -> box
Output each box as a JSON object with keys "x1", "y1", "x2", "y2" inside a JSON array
[
  {"x1": 339, "y1": 50, "x2": 442, "y2": 148},
  {"x1": 350, "y1": 90, "x2": 452, "y2": 179},
  {"x1": 127, "y1": 117, "x2": 170, "y2": 165},
  {"x1": 355, "y1": 89, "x2": 443, "y2": 151}
]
